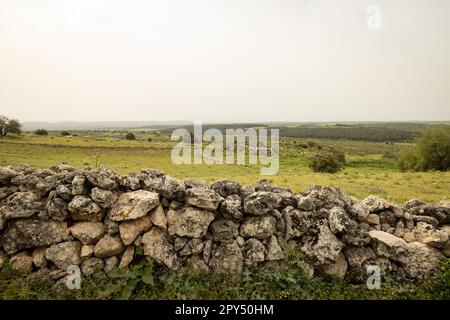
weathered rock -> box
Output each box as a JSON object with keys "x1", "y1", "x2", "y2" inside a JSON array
[
  {"x1": 243, "y1": 191, "x2": 281, "y2": 215},
  {"x1": 68, "y1": 195, "x2": 104, "y2": 222},
  {"x1": 120, "y1": 174, "x2": 141, "y2": 191},
  {"x1": 185, "y1": 255, "x2": 210, "y2": 273},
  {"x1": 10, "y1": 251, "x2": 33, "y2": 275},
  {"x1": 328, "y1": 207, "x2": 352, "y2": 234},
  {"x1": 210, "y1": 180, "x2": 241, "y2": 198},
  {"x1": 55, "y1": 184, "x2": 72, "y2": 201},
  {"x1": 2, "y1": 218, "x2": 68, "y2": 254},
  {"x1": 413, "y1": 215, "x2": 440, "y2": 228},
  {"x1": 408, "y1": 204, "x2": 450, "y2": 224},
  {"x1": 45, "y1": 192, "x2": 69, "y2": 221},
  {"x1": 32, "y1": 247, "x2": 47, "y2": 268},
  {"x1": 85, "y1": 168, "x2": 118, "y2": 190},
  {"x1": 174, "y1": 237, "x2": 189, "y2": 251},
  {"x1": 70, "y1": 222, "x2": 106, "y2": 245},
  {"x1": 108, "y1": 190, "x2": 159, "y2": 221},
  {"x1": 379, "y1": 211, "x2": 397, "y2": 226},
  {"x1": 0, "y1": 167, "x2": 17, "y2": 185},
  {"x1": 142, "y1": 227, "x2": 181, "y2": 271},
  {"x1": 240, "y1": 215, "x2": 276, "y2": 239},
  {"x1": 45, "y1": 241, "x2": 82, "y2": 270},
  {"x1": 150, "y1": 204, "x2": 167, "y2": 229},
  {"x1": 119, "y1": 246, "x2": 134, "y2": 268},
  {"x1": 203, "y1": 239, "x2": 213, "y2": 264},
  {"x1": 183, "y1": 178, "x2": 206, "y2": 189},
  {"x1": 80, "y1": 245, "x2": 94, "y2": 260},
  {"x1": 94, "y1": 235, "x2": 124, "y2": 258},
  {"x1": 167, "y1": 206, "x2": 215, "y2": 238},
  {"x1": 179, "y1": 238, "x2": 204, "y2": 256},
  {"x1": 361, "y1": 195, "x2": 391, "y2": 214},
  {"x1": 366, "y1": 214, "x2": 380, "y2": 225},
  {"x1": 319, "y1": 252, "x2": 348, "y2": 279},
  {"x1": 209, "y1": 218, "x2": 239, "y2": 241},
  {"x1": 243, "y1": 238, "x2": 266, "y2": 266},
  {"x1": 81, "y1": 257, "x2": 104, "y2": 276},
  {"x1": 91, "y1": 187, "x2": 117, "y2": 208},
  {"x1": 398, "y1": 242, "x2": 445, "y2": 279},
  {"x1": 369, "y1": 230, "x2": 408, "y2": 259},
  {"x1": 220, "y1": 194, "x2": 244, "y2": 221},
  {"x1": 72, "y1": 176, "x2": 88, "y2": 195},
  {"x1": 403, "y1": 232, "x2": 416, "y2": 243},
  {"x1": 342, "y1": 227, "x2": 371, "y2": 247},
  {"x1": 160, "y1": 176, "x2": 185, "y2": 200},
  {"x1": 298, "y1": 185, "x2": 353, "y2": 211},
  {"x1": 413, "y1": 222, "x2": 448, "y2": 248},
  {"x1": 301, "y1": 224, "x2": 344, "y2": 266},
  {"x1": 265, "y1": 236, "x2": 285, "y2": 261},
  {"x1": 119, "y1": 215, "x2": 152, "y2": 246},
  {"x1": 104, "y1": 256, "x2": 119, "y2": 272},
  {"x1": 185, "y1": 187, "x2": 223, "y2": 210},
  {"x1": 283, "y1": 206, "x2": 313, "y2": 239},
  {"x1": 0, "y1": 192, "x2": 44, "y2": 220},
  {"x1": 209, "y1": 240, "x2": 243, "y2": 274}
]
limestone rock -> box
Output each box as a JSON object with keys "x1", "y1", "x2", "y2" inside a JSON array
[
  {"x1": 70, "y1": 222, "x2": 106, "y2": 245},
  {"x1": 80, "y1": 245, "x2": 94, "y2": 261},
  {"x1": 283, "y1": 206, "x2": 313, "y2": 239},
  {"x1": 142, "y1": 227, "x2": 181, "y2": 271},
  {"x1": 119, "y1": 215, "x2": 152, "y2": 246},
  {"x1": 185, "y1": 187, "x2": 223, "y2": 210},
  {"x1": 413, "y1": 222, "x2": 449, "y2": 248},
  {"x1": 220, "y1": 194, "x2": 244, "y2": 221},
  {"x1": 167, "y1": 206, "x2": 214, "y2": 238},
  {"x1": 10, "y1": 251, "x2": 33, "y2": 275},
  {"x1": 210, "y1": 180, "x2": 241, "y2": 198},
  {"x1": 0, "y1": 192, "x2": 44, "y2": 220},
  {"x1": 2, "y1": 218, "x2": 68, "y2": 254},
  {"x1": 328, "y1": 207, "x2": 352, "y2": 234},
  {"x1": 108, "y1": 190, "x2": 159, "y2": 221},
  {"x1": 240, "y1": 214, "x2": 276, "y2": 239},
  {"x1": 32, "y1": 247, "x2": 47, "y2": 268},
  {"x1": 210, "y1": 218, "x2": 239, "y2": 241},
  {"x1": 243, "y1": 191, "x2": 281, "y2": 215},
  {"x1": 150, "y1": 204, "x2": 167, "y2": 229},
  {"x1": 398, "y1": 242, "x2": 445, "y2": 279},
  {"x1": 104, "y1": 256, "x2": 119, "y2": 272},
  {"x1": 91, "y1": 187, "x2": 117, "y2": 208},
  {"x1": 301, "y1": 224, "x2": 344, "y2": 266},
  {"x1": 68, "y1": 195, "x2": 104, "y2": 222},
  {"x1": 119, "y1": 246, "x2": 134, "y2": 268},
  {"x1": 81, "y1": 257, "x2": 105, "y2": 276},
  {"x1": 265, "y1": 236, "x2": 285, "y2": 261},
  {"x1": 94, "y1": 235, "x2": 124, "y2": 258},
  {"x1": 319, "y1": 252, "x2": 348, "y2": 279},
  {"x1": 361, "y1": 195, "x2": 391, "y2": 214},
  {"x1": 45, "y1": 241, "x2": 82, "y2": 270},
  {"x1": 209, "y1": 240, "x2": 243, "y2": 274},
  {"x1": 369, "y1": 230, "x2": 408, "y2": 259},
  {"x1": 72, "y1": 175, "x2": 88, "y2": 195},
  {"x1": 179, "y1": 238, "x2": 204, "y2": 256},
  {"x1": 243, "y1": 238, "x2": 266, "y2": 266}
]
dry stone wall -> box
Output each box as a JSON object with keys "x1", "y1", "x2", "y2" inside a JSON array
[{"x1": 0, "y1": 164, "x2": 449, "y2": 282}]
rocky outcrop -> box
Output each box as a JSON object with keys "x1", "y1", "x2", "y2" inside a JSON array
[{"x1": 0, "y1": 164, "x2": 448, "y2": 283}]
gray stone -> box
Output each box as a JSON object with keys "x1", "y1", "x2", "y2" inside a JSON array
[
  {"x1": 68, "y1": 195, "x2": 104, "y2": 222},
  {"x1": 142, "y1": 227, "x2": 181, "y2": 271},
  {"x1": 108, "y1": 190, "x2": 159, "y2": 221},
  {"x1": 167, "y1": 206, "x2": 215, "y2": 238},
  {"x1": 70, "y1": 222, "x2": 106, "y2": 245},
  {"x1": 45, "y1": 241, "x2": 82, "y2": 270},
  {"x1": 94, "y1": 235, "x2": 124, "y2": 258},
  {"x1": 185, "y1": 187, "x2": 223, "y2": 210},
  {"x1": 240, "y1": 214, "x2": 276, "y2": 239}
]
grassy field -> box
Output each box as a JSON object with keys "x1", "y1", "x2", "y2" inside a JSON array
[{"x1": 0, "y1": 133, "x2": 448, "y2": 204}]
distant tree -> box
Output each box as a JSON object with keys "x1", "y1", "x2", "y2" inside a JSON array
[
  {"x1": 308, "y1": 148, "x2": 346, "y2": 173},
  {"x1": 398, "y1": 127, "x2": 450, "y2": 171},
  {"x1": 125, "y1": 132, "x2": 136, "y2": 140},
  {"x1": 0, "y1": 115, "x2": 22, "y2": 137},
  {"x1": 34, "y1": 129, "x2": 49, "y2": 136},
  {"x1": 61, "y1": 130, "x2": 71, "y2": 136}
]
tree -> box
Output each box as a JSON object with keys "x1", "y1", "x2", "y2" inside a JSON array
[
  {"x1": 0, "y1": 115, "x2": 22, "y2": 137},
  {"x1": 398, "y1": 127, "x2": 450, "y2": 171},
  {"x1": 308, "y1": 148, "x2": 346, "y2": 173},
  {"x1": 61, "y1": 130, "x2": 71, "y2": 136},
  {"x1": 34, "y1": 129, "x2": 49, "y2": 136},
  {"x1": 125, "y1": 132, "x2": 136, "y2": 140}
]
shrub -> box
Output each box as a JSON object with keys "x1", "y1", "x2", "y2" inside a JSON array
[
  {"x1": 125, "y1": 132, "x2": 136, "y2": 140},
  {"x1": 0, "y1": 115, "x2": 22, "y2": 137},
  {"x1": 308, "y1": 148, "x2": 346, "y2": 173},
  {"x1": 34, "y1": 129, "x2": 48, "y2": 136},
  {"x1": 398, "y1": 127, "x2": 450, "y2": 171},
  {"x1": 61, "y1": 130, "x2": 71, "y2": 136}
]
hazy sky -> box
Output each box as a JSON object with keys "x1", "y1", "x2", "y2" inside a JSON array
[{"x1": 1, "y1": 0, "x2": 449, "y2": 122}]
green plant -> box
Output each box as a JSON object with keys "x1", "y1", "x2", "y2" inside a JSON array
[
  {"x1": 34, "y1": 129, "x2": 49, "y2": 136},
  {"x1": 61, "y1": 130, "x2": 71, "y2": 136},
  {"x1": 308, "y1": 148, "x2": 346, "y2": 173},
  {"x1": 125, "y1": 132, "x2": 136, "y2": 140},
  {"x1": 0, "y1": 115, "x2": 22, "y2": 137}
]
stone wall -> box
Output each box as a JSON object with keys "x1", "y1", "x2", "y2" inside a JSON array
[{"x1": 0, "y1": 164, "x2": 449, "y2": 283}]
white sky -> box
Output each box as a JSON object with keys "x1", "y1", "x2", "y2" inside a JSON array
[{"x1": 0, "y1": 0, "x2": 449, "y2": 122}]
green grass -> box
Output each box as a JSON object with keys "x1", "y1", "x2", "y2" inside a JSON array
[
  {"x1": 1, "y1": 251, "x2": 449, "y2": 300},
  {"x1": 1, "y1": 134, "x2": 449, "y2": 203}
]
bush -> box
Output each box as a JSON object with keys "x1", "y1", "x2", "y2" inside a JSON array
[
  {"x1": 61, "y1": 130, "x2": 71, "y2": 136},
  {"x1": 398, "y1": 127, "x2": 450, "y2": 171},
  {"x1": 125, "y1": 132, "x2": 136, "y2": 140},
  {"x1": 34, "y1": 129, "x2": 48, "y2": 136},
  {"x1": 309, "y1": 148, "x2": 346, "y2": 173}
]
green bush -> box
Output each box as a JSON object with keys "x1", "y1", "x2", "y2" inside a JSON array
[
  {"x1": 308, "y1": 148, "x2": 346, "y2": 173},
  {"x1": 60, "y1": 130, "x2": 71, "y2": 136},
  {"x1": 125, "y1": 132, "x2": 136, "y2": 140},
  {"x1": 398, "y1": 127, "x2": 450, "y2": 171},
  {"x1": 34, "y1": 129, "x2": 48, "y2": 136}
]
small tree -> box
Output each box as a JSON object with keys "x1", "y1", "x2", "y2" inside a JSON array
[
  {"x1": 398, "y1": 127, "x2": 450, "y2": 171},
  {"x1": 34, "y1": 129, "x2": 49, "y2": 136},
  {"x1": 61, "y1": 130, "x2": 71, "y2": 136},
  {"x1": 308, "y1": 148, "x2": 346, "y2": 173},
  {"x1": 0, "y1": 115, "x2": 22, "y2": 137},
  {"x1": 125, "y1": 132, "x2": 136, "y2": 140}
]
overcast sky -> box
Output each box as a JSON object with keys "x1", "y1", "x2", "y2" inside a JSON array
[{"x1": 0, "y1": 0, "x2": 449, "y2": 122}]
